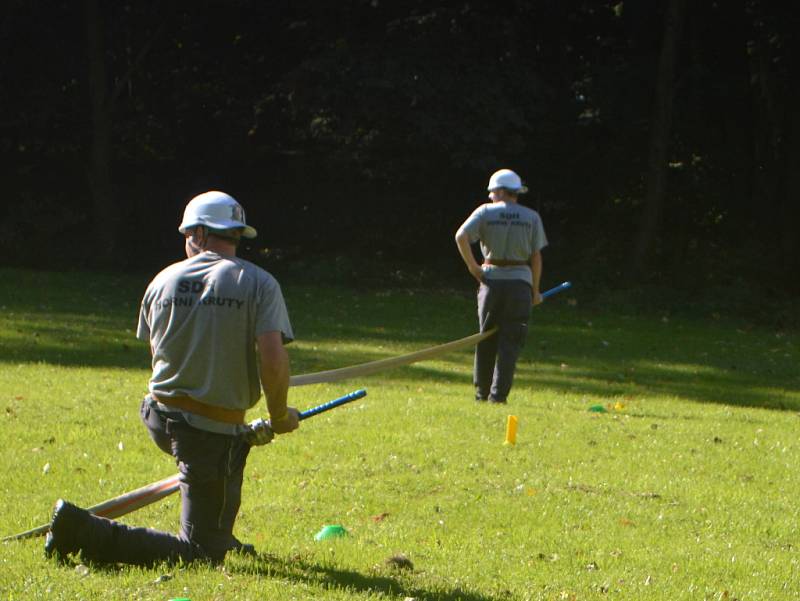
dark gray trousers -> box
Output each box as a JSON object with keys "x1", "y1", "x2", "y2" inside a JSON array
[
  {"x1": 474, "y1": 279, "x2": 532, "y2": 402},
  {"x1": 66, "y1": 400, "x2": 251, "y2": 566},
  {"x1": 140, "y1": 398, "x2": 251, "y2": 562}
]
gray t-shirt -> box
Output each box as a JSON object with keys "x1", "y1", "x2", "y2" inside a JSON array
[
  {"x1": 137, "y1": 251, "x2": 293, "y2": 414},
  {"x1": 456, "y1": 201, "x2": 548, "y2": 285}
]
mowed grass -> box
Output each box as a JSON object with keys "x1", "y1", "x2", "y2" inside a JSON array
[{"x1": 0, "y1": 267, "x2": 799, "y2": 600}]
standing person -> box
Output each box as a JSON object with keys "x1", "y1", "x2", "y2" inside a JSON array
[
  {"x1": 455, "y1": 169, "x2": 548, "y2": 404},
  {"x1": 45, "y1": 190, "x2": 299, "y2": 566}
]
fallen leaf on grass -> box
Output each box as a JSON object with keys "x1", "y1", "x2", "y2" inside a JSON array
[{"x1": 371, "y1": 512, "x2": 389, "y2": 522}]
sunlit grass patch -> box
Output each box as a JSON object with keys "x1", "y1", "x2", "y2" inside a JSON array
[{"x1": 1, "y1": 268, "x2": 798, "y2": 599}]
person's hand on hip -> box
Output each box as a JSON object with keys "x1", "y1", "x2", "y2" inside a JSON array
[{"x1": 469, "y1": 264, "x2": 485, "y2": 284}]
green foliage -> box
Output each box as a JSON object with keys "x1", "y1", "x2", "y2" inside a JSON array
[
  {"x1": 0, "y1": 269, "x2": 798, "y2": 599},
  {"x1": 3, "y1": 1, "x2": 799, "y2": 290}
]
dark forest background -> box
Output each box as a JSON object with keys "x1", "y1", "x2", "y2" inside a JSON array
[{"x1": 2, "y1": 1, "x2": 798, "y2": 309}]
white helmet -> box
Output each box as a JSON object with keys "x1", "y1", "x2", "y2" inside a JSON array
[
  {"x1": 178, "y1": 191, "x2": 257, "y2": 238},
  {"x1": 487, "y1": 169, "x2": 528, "y2": 194}
]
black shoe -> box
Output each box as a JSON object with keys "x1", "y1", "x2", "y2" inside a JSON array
[
  {"x1": 44, "y1": 499, "x2": 89, "y2": 561},
  {"x1": 488, "y1": 397, "x2": 507, "y2": 404},
  {"x1": 230, "y1": 536, "x2": 256, "y2": 557}
]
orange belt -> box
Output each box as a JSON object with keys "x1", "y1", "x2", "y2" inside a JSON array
[
  {"x1": 483, "y1": 258, "x2": 530, "y2": 267},
  {"x1": 152, "y1": 394, "x2": 246, "y2": 425}
]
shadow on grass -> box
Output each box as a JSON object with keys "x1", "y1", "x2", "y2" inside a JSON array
[
  {"x1": 509, "y1": 316, "x2": 800, "y2": 411},
  {"x1": 228, "y1": 551, "x2": 497, "y2": 601},
  {"x1": 2, "y1": 268, "x2": 797, "y2": 412},
  {"x1": 0, "y1": 314, "x2": 149, "y2": 369},
  {"x1": 62, "y1": 551, "x2": 496, "y2": 600},
  {"x1": 4, "y1": 319, "x2": 797, "y2": 412},
  {"x1": 514, "y1": 360, "x2": 800, "y2": 411}
]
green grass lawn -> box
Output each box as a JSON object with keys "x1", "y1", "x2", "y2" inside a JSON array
[{"x1": 1, "y1": 268, "x2": 799, "y2": 600}]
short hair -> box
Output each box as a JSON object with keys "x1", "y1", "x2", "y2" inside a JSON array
[
  {"x1": 208, "y1": 227, "x2": 243, "y2": 245},
  {"x1": 493, "y1": 187, "x2": 519, "y2": 197}
]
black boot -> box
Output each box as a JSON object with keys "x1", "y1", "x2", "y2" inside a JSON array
[
  {"x1": 44, "y1": 499, "x2": 91, "y2": 562},
  {"x1": 45, "y1": 498, "x2": 198, "y2": 566},
  {"x1": 229, "y1": 535, "x2": 256, "y2": 556}
]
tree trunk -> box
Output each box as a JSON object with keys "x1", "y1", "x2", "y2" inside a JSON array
[
  {"x1": 746, "y1": 9, "x2": 790, "y2": 287},
  {"x1": 85, "y1": 0, "x2": 117, "y2": 261},
  {"x1": 780, "y1": 71, "x2": 800, "y2": 287},
  {"x1": 717, "y1": 0, "x2": 755, "y2": 229},
  {"x1": 632, "y1": 0, "x2": 687, "y2": 277}
]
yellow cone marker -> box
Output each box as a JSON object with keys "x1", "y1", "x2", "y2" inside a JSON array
[{"x1": 504, "y1": 415, "x2": 518, "y2": 445}]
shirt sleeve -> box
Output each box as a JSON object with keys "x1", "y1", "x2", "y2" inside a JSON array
[
  {"x1": 531, "y1": 214, "x2": 548, "y2": 253},
  {"x1": 255, "y1": 276, "x2": 294, "y2": 344},
  {"x1": 136, "y1": 292, "x2": 151, "y2": 342},
  {"x1": 456, "y1": 205, "x2": 485, "y2": 243}
]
